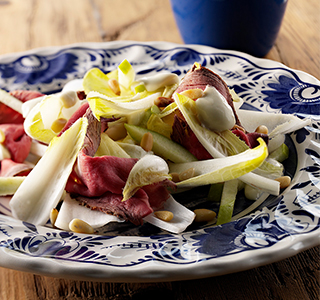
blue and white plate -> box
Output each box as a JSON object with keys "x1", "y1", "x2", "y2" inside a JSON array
[{"x1": 0, "y1": 41, "x2": 319, "y2": 282}]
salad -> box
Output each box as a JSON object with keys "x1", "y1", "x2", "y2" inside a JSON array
[{"x1": 0, "y1": 60, "x2": 311, "y2": 234}]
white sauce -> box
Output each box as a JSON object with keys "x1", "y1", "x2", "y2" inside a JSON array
[
  {"x1": 196, "y1": 85, "x2": 235, "y2": 132},
  {"x1": 61, "y1": 79, "x2": 84, "y2": 92},
  {"x1": 139, "y1": 73, "x2": 179, "y2": 91}
]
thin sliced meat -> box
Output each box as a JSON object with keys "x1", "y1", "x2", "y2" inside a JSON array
[
  {"x1": 10, "y1": 90, "x2": 44, "y2": 103},
  {"x1": 171, "y1": 64, "x2": 268, "y2": 155},
  {"x1": 66, "y1": 153, "x2": 137, "y2": 197},
  {"x1": 171, "y1": 115, "x2": 212, "y2": 160},
  {"x1": 66, "y1": 108, "x2": 173, "y2": 225},
  {"x1": 175, "y1": 63, "x2": 241, "y2": 126},
  {"x1": 58, "y1": 102, "x2": 117, "y2": 137},
  {"x1": 75, "y1": 189, "x2": 152, "y2": 226},
  {"x1": 0, "y1": 159, "x2": 33, "y2": 177},
  {"x1": 0, "y1": 90, "x2": 44, "y2": 125},
  {"x1": 0, "y1": 124, "x2": 32, "y2": 163},
  {"x1": 58, "y1": 102, "x2": 90, "y2": 137},
  {"x1": 232, "y1": 129, "x2": 268, "y2": 148}
]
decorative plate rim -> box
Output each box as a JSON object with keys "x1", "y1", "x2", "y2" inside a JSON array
[{"x1": 0, "y1": 41, "x2": 319, "y2": 282}]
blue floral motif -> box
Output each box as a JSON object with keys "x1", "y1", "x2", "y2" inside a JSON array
[
  {"x1": 261, "y1": 75, "x2": 320, "y2": 115},
  {"x1": 0, "y1": 53, "x2": 78, "y2": 86},
  {"x1": 170, "y1": 50, "x2": 201, "y2": 67}
]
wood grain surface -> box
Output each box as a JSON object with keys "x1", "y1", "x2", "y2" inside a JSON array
[{"x1": 0, "y1": 0, "x2": 319, "y2": 299}]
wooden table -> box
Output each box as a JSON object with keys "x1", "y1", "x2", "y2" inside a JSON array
[{"x1": 0, "y1": 0, "x2": 319, "y2": 299}]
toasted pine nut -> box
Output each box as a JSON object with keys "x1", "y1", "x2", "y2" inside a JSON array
[
  {"x1": 106, "y1": 122, "x2": 127, "y2": 141},
  {"x1": 194, "y1": 209, "x2": 216, "y2": 223},
  {"x1": 170, "y1": 172, "x2": 180, "y2": 183},
  {"x1": 60, "y1": 91, "x2": 78, "y2": 108},
  {"x1": 140, "y1": 132, "x2": 153, "y2": 152},
  {"x1": 50, "y1": 208, "x2": 59, "y2": 226},
  {"x1": 108, "y1": 78, "x2": 120, "y2": 95},
  {"x1": 179, "y1": 167, "x2": 195, "y2": 181},
  {"x1": 51, "y1": 118, "x2": 67, "y2": 133},
  {"x1": 69, "y1": 218, "x2": 94, "y2": 234},
  {"x1": 181, "y1": 88, "x2": 204, "y2": 100},
  {"x1": 255, "y1": 125, "x2": 268, "y2": 135},
  {"x1": 275, "y1": 175, "x2": 291, "y2": 189},
  {"x1": 154, "y1": 210, "x2": 174, "y2": 222},
  {"x1": 0, "y1": 129, "x2": 5, "y2": 143}
]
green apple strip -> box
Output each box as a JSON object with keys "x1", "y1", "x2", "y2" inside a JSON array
[
  {"x1": 0, "y1": 177, "x2": 26, "y2": 196},
  {"x1": 216, "y1": 179, "x2": 238, "y2": 225},
  {"x1": 124, "y1": 124, "x2": 197, "y2": 163},
  {"x1": 10, "y1": 117, "x2": 88, "y2": 225}
]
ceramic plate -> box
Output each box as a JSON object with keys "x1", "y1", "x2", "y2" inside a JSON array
[{"x1": 0, "y1": 41, "x2": 319, "y2": 282}]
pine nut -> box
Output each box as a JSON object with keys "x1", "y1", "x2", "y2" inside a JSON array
[
  {"x1": 194, "y1": 209, "x2": 216, "y2": 223},
  {"x1": 170, "y1": 172, "x2": 180, "y2": 183},
  {"x1": 275, "y1": 175, "x2": 291, "y2": 189},
  {"x1": 108, "y1": 78, "x2": 120, "y2": 95},
  {"x1": 50, "y1": 208, "x2": 59, "y2": 227},
  {"x1": 140, "y1": 132, "x2": 153, "y2": 152},
  {"x1": 0, "y1": 129, "x2": 5, "y2": 143},
  {"x1": 255, "y1": 125, "x2": 268, "y2": 135},
  {"x1": 154, "y1": 210, "x2": 174, "y2": 222},
  {"x1": 179, "y1": 167, "x2": 195, "y2": 181},
  {"x1": 60, "y1": 91, "x2": 78, "y2": 108},
  {"x1": 69, "y1": 218, "x2": 94, "y2": 234},
  {"x1": 181, "y1": 88, "x2": 204, "y2": 100},
  {"x1": 106, "y1": 122, "x2": 127, "y2": 141},
  {"x1": 51, "y1": 118, "x2": 67, "y2": 133}
]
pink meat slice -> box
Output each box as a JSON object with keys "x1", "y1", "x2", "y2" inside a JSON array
[
  {"x1": 65, "y1": 108, "x2": 173, "y2": 225},
  {"x1": 0, "y1": 90, "x2": 44, "y2": 124},
  {"x1": 0, "y1": 124, "x2": 32, "y2": 163},
  {"x1": 174, "y1": 64, "x2": 241, "y2": 126},
  {"x1": 0, "y1": 159, "x2": 32, "y2": 177},
  {"x1": 171, "y1": 64, "x2": 268, "y2": 159}
]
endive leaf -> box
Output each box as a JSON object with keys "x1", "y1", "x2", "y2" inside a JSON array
[
  {"x1": 174, "y1": 93, "x2": 280, "y2": 195},
  {"x1": 143, "y1": 195, "x2": 195, "y2": 233},
  {"x1": 95, "y1": 132, "x2": 130, "y2": 158},
  {"x1": 169, "y1": 138, "x2": 268, "y2": 188},
  {"x1": 10, "y1": 117, "x2": 88, "y2": 225},
  {"x1": 54, "y1": 194, "x2": 123, "y2": 230},
  {"x1": 122, "y1": 154, "x2": 170, "y2": 202},
  {"x1": 82, "y1": 67, "x2": 118, "y2": 97},
  {"x1": 87, "y1": 91, "x2": 160, "y2": 119},
  {"x1": 173, "y1": 93, "x2": 230, "y2": 158}
]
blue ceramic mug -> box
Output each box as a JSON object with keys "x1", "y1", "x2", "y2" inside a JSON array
[{"x1": 170, "y1": 0, "x2": 288, "y2": 57}]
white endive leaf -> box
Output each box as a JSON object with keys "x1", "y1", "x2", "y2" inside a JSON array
[
  {"x1": 236, "y1": 109, "x2": 311, "y2": 137},
  {"x1": 55, "y1": 194, "x2": 123, "y2": 230},
  {"x1": 10, "y1": 117, "x2": 88, "y2": 225},
  {"x1": 87, "y1": 91, "x2": 161, "y2": 119},
  {"x1": 117, "y1": 142, "x2": 148, "y2": 159},
  {"x1": 122, "y1": 154, "x2": 170, "y2": 201},
  {"x1": 143, "y1": 195, "x2": 195, "y2": 234}
]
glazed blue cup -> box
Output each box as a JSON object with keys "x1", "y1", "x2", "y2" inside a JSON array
[{"x1": 170, "y1": 0, "x2": 288, "y2": 57}]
